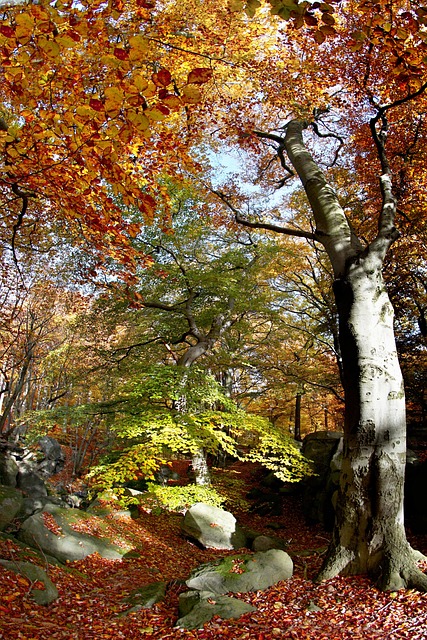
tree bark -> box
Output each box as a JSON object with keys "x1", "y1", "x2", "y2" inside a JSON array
[
  {"x1": 316, "y1": 257, "x2": 427, "y2": 589},
  {"x1": 280, "y1": 119, "x2": 427, "y2": 590}
]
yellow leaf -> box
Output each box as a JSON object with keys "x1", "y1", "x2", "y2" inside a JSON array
[
  {"x1": 15, "y1": 12, "x2": 34, "y2": 30},
  {"x1": 133, "y1": 75, "x2": 149, "y2": 92},
  {"x1": 181, "y1": 85, "x2": 202, "y2": 104},
  {"x1": 104, "y1": 86, "x2": 124, "y2": 106},
  {"x1": 129, "y1": 34, "x2": 149, "y2": 60},
  {"x1": 76, "y1": 105, "x2": 94, "y2": 118},
  {"x1": 95, "y1": 140, "x2": 112, "y2": 150},
  {"x1": 145, "y1": 107, "x2": 166, "y2": 122},
  {"x1": 142, "y1": 81, "x2": 157, "y2": 98},
  {"x1": 38, "y1": 36, "x2": 60, "y2": 59},
  {"x1": 127, "y1": 111, "x2": 150, "y2": 132},
  {"x1": 56, "y1": 34, "x2": 78, "y2": 48},
  {"x1": 105, "y1": 100, "x2": 121, "y2": 117}
]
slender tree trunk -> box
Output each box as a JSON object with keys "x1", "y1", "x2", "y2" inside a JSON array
[
  {"x1": 177, "y1": 343, "x2": 212, "y2": 486},
  {"x1": 294, "y1": 392, "x2": 302, "y2": 441}
]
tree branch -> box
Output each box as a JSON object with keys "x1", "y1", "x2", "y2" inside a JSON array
[{"x1": 212, "y1": 188, "x2": 318, "y2": 241}]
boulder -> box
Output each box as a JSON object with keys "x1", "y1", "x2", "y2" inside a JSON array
[
  {"x1": 252, "y1": 535, "x2": 288, "y2": 552},
  {"x1": 37, "y1": 437, "x2": 65, "y2": 477},
  {"x1": 0, "y1": 559, "x2": 58, "y2": 605},
  {"x1": 302, "y1": 431, "x2": 343, "y2": 474},
  {"x1": 0, "y1": 485, "x2": 23, "y2": 530},
  {"x1": 0, "y1": 453, "x2": 19, "y2": 487},
  {"x1": 186, "y1": 549, "x2": 293, "y2": 594},
  {"x1": 301, "y1": 431, "x2": 343, "y2": 527},
  {"x1": 181, "y1": 502, "x2": 246, "y2": 550},
  {"x1": 121, "y1": 581, "x2": 168, "y2": 614},
  {"x1": 18, "y1": 504, "x2": 130, "y2": 563},
  {"x1": 176, "y1": 590, "x2": 256, "y2": 630},
  {"x1": 16, "y1": 463, "x2": 48, "y2": 499}
]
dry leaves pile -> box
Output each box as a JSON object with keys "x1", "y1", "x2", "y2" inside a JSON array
[{"x1": 0, "y1": 463, "x2": 426, "y2": 640}]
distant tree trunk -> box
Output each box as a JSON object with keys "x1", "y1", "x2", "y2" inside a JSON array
[
  {"x1": 294, "y1": 392, "x2": 302, "y2": 441},
  {"x1": 177, "y1": 342, "x2": 212, "y2": 486},
  {"x1": 191, "y1": 449, "x2": 211, "y2": 486}
]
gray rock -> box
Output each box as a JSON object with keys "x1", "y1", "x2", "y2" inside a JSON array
[
  {"x1": 186, "y1": 549, "x2": 293, "y2": 594},
  {"x1": 0, "y1": 453, "x2": 19, "y2": 487},
  {"x1": 16, "y1": 464, "x2": 47, "y2": 498},
  {"x1": 181, "y1": 502, "x2": 247, "y2": 550},
  {"x1": 122, "y1": 581, "x2": 168, "y2": 614},
  {"x1": 0, "y1": 559, "x2": 58, "y2": 605},
  {"x1": 302, "y1": 431, "x2": 343, "y2": 475},
  {"x1": 252, "y1": 535, "x2": 288, "y2": 552},
  {"x1": 176, "y1": 590, "x2": 256, "y2": 630},
  {"x1": 301, "y1": 431, "x2": 343, "y2": 527},
  {"x1": 18, "y1": 504, "x2": 130, "y2": 563},
  {"x1": 0, "y1": 485, "x2": 23, "y2": 530}
]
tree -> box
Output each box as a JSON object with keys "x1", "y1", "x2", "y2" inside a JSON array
[{"x1": 204, "y1": 5, "x2": 427, "y2": 589}]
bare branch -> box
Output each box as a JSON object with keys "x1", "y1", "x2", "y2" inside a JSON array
[{"x1": 212, "y1": 189, "x2": 318, "y2": 241}]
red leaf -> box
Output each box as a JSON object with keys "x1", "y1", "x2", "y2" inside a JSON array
[
  {"x1": 187, "y1": 67, "x2": 213, "y2": 84},
  {"x1": 114, "y1": 47, "x2": 128, "y2": 60},
  {"x1": 153, "y1": 68, "x2": 172, "y2": 87},
  {"x1": 0, "y1": 25, "x2": 15, "y2": 38},
  {"x1": 89, "y1": 98, "x2": 104, "y2": 111}
]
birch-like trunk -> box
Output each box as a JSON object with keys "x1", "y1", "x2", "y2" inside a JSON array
[
  {"x1": 280, "y1": 120, "x2": 427, "y2": 590},
  {"x1": 317, "y1": 257, "x2": 426, "y2": 589}
]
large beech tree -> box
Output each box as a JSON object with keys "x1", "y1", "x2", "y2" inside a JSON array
[
  {"x1": 250, "y1": 117, "x2": 426, "y2": 591},
  {"x1": 1, "y1": 0, "x2": 427, "y2": 591}
]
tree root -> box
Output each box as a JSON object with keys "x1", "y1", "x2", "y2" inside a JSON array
[{"x1": 316, "y1": 543, "x2": 427, "y2": 592}]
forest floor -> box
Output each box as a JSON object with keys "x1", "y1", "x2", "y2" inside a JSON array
[{"x1": 0, "y1": 461, "x2": 427, "y2": 640}]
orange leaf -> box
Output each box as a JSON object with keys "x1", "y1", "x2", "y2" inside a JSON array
[
  {"x1": 187, "y1": 68, "x2": 213, "y2": 84},
  {"x1": 153, "y1": 68, "x2": 172, "y2": 87}
]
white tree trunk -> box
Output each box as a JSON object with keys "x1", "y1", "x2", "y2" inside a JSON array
[{"x1": 315, "y1": 258, "x2": 427, "y2": 589}]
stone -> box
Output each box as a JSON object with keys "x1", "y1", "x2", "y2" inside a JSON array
[
  {"x1": 0, "y1": 485, "x2": 23, "y2": 530},
  {"x1": 301, "y1": 431, "x2": 343, "y2": 527},
  {"x1": 0, "y1": 453, "x2": 19, "y2": 487},
  {"x1": 252, "y1": 535, "x2": 288, "y2": 552},
  {"x1": 16, "y1": 463, "x2": 48, "y2": 498},
  {"x1": 181, "y1": 502, "x2": 246, "y2": 550},
  {"x1": 37, "y1": 437, "x2": 65, "y2": 477},
  {"x1": 186, "y1": 549, "x2": 293, "y2": 594},
  {"x1": 0, "y1": 559, "x2": 58, "y2": 605},
  {"x1": 122, "y1": 581, "x2": 168, "y2": 614},
  {"x1": 176, "y1": 590, "x2": 256, "y2": 630},
  {"x1": 302, "y1": 431, "x2": 343, "y2": 475},
  {"x1": 18, "y1": 504, "x2": 131, "y2": 563}
]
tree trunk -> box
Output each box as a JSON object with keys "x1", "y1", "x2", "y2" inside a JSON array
[
  {"x1": 294, "y1": 392, "x2": 302, "y2": 441},
  {"x1": 191, "y1": 448, "x2": 211, "y2": 486},
  {"x1": 316, "y1": 256, "x2": 427, "y2": 590},
  {"x1": 278, "y1": 119, "x2": 427, "y2": 590}
]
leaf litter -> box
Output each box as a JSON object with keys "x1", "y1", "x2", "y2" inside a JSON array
[{"x1": 0, "y1": 462, "x2": 426, "y2": 639}]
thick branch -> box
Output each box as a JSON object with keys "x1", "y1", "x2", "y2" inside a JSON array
[
  {"x1": 368, "y1": 112, "x2": 399, "y2": 262},
  {"x1": 213, "y1": 189, "x2": 318, "y2": 241}
]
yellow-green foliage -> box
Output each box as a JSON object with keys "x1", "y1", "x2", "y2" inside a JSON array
[
  {"x1": 141, "y1": 483, "x2": 226, "y2": 513},
  {"x1": 241, "y1": 420, "x2": 313, "y2": 482}
]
